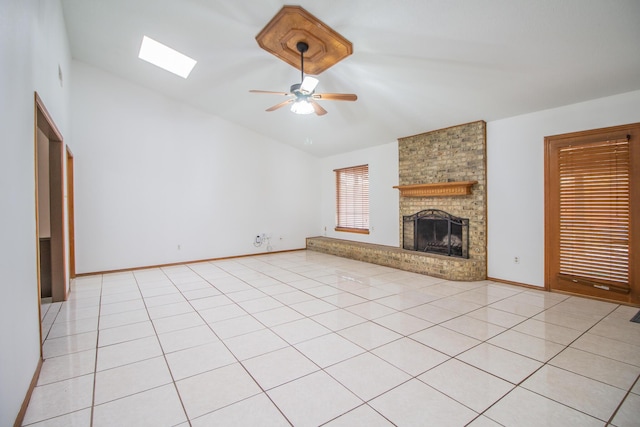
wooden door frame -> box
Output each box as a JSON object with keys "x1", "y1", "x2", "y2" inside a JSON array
[
  {"x1": 66, "y1": 147, "x2": 76, "y2": 279},
  {"x1": 34, "y1": 93, "x2": 67, "y2": 306},
  {"x1": 544, "y1": 122, "x2": 640, "y2": 305}
]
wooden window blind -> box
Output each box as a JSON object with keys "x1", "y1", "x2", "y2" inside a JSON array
[
  {"x1": 335, "y1": 164, "x2": 370, "y2": 234},
  {"x1": 557, "y1": 137, "x2": 630, "y2": 291}
]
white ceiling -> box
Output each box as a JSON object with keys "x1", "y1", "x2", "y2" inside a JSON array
[{"x1": 60, "y1": 0, "x2": 640, "y2": 157}]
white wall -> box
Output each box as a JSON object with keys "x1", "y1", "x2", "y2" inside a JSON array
[
  {"x1": 487, "y1": 90, "x2": 640, "y2": 287},
  {"x1": 71, "y1": 61, "x2": 320, "y2": 273},
  {"x1": 0, "y1": 0, "x2": 71, "y2": 425},
  {"x1": 319, "y1": 142, "x2": 400, "y2": 246}
]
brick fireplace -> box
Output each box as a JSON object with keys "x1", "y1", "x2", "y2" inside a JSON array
[
  {"x1": 307, "y1": 120, "x2": 487, "y2": 281},
  {"x1": 396, "y1": 120, "x2": 487, "y2": 280}
]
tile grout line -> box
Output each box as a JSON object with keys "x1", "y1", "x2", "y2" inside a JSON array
[
  {"x1": 132, "y1": 268, "x2": 194, "y2": 427},
  {"x1": 170, "y1": 262, "x2": 296, "y2": 426},
  {"x1": 473, "y1": 300, "x2": 628, "y2": 425},
  {"x1": 330, "y1": 289, "x2": 631, "y2": 425},
  {"x1": 606, "y1": 373, "x2": 639, "y2": 425},
  {"x1": 89, "y1": 274, "x2": 104, "y2": 427},
  {"x1": 270, "y1": 269, "x2": 632, "y2": 424}
]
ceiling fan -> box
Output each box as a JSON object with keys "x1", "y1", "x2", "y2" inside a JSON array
[{"x1": 250, "y1": 41, "x2": 357, "y2": 116}]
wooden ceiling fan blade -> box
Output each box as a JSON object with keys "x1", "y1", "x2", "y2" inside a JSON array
[
  {"x1": 266, "y1": 98, "x2": 294, "y2": 112},
  {"x1": 311, "y1": 101, "x2": 328, "y2": 116},
  {"x1": 249, "y1": 90, "x2": 291, "y2": 96},
  {"x1": 312, "y1": 93, "x2": 358, "y2": 101}
]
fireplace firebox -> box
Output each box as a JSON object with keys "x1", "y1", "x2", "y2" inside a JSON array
[{"x1": 402, "y1": 209, "x2": 469, "y2": 258}]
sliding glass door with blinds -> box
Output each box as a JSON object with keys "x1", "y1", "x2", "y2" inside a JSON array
[{"x1": 545, "y1": 123, "x2": 639, "y2": 304}]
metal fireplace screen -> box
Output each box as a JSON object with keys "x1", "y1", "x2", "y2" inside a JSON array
[{"x1": 403, "y1": 209, "x2": 469, "y2": 258}]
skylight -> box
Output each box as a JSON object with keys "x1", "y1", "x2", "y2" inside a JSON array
[{"x1": 138, "y1": 36, "x2": 197, "y2": 78}]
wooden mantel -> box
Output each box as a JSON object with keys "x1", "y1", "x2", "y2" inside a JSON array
[{"x1": 393, "y1": 181, "x2": 478, "y2": 197}]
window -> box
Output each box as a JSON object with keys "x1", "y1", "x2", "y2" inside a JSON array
[{"x1": 335, "y1": 164, "x2": 370, "y2": 234}]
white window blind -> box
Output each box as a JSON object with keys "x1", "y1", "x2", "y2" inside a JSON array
[
  {"x1": 557, "y1": 137, "x2": 630, "y2": 290},
  {"x1": 335, "y1": 164, "x2": 369, "y2": 233}
]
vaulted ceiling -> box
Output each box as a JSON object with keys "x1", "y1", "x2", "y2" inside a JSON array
[{"x1": 60, "y1": 0, "x2": 640, "y2": 157}]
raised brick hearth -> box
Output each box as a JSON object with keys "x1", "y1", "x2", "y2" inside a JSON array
[{"x1": 306, "y1": 236, "x2": 484, "y2": 281}]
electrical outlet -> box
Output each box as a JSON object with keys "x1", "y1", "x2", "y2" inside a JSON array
[{"x1": 514, "y1": 256, "x2": 520, "y2": 264}]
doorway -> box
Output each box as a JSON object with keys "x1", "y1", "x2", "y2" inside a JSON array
[
  {"x1": 35, "y1": 93, "x2": 67, "y2": 305},
  {"x1": 545, "y1": 123, "x2": 639, "y2": 305}
]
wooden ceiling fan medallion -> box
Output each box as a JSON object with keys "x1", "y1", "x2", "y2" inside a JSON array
[{"x1": 255, "y1": 5, "x2": 352, "y2": 74}]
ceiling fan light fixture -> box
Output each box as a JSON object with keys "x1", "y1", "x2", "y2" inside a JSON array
[
  {"x1": 300, "y1": 76, "x2": 319, "y2": 94},
  {"x1": 249, "y1": 38, "x2": 357, "y2": 116},
  {"x1": 290, "y1": 99, "x2": 315, "y2": 115}
]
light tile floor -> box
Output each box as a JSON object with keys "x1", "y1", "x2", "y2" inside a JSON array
[{"x1": 29, "y1": 251, "x2": 640, "y2": 426}]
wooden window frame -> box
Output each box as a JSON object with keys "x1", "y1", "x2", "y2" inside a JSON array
[{"x1": 335, "y1": 164, "x2": 370, "y2": 234}]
